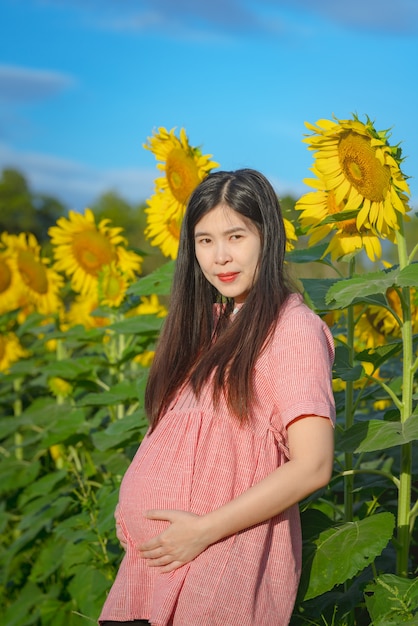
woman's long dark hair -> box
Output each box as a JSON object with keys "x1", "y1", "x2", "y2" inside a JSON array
[{"x1": 145, "y1": 169, "x2": 293, "y2": 429}]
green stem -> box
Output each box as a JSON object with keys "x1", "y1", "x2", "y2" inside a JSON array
[
  {"x1": 117, "y1": 330, "x2": 126, "y2": 420},
  {"x1": 339, "y1": 468, "x2": 400, "y2": 489},
  {"x1": 55, "y1": 338, "x2": 66, "y2": 406},
  {"x1": 395, "y1": 221, "x2": 414, "y2": 577},
  {"x1": 364, "y1": 374, "x2": 403, "y2": 411},
  {"x1": 107, "y1": 313, "x2": 126, "y2": 420},
  {"x1": 344, "y1": 258, "x2": 356, "y2": 523},
  {"x1": 13, "y1": 378, "x2": 23, "y2": 460},
  {"x1": 408, "y1": 241, "x2": 418, "y2": 263}
]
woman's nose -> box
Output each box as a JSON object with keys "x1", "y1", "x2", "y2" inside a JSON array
[{"x1": 214, "y1": 244, "x2": 232, "y2": 264}]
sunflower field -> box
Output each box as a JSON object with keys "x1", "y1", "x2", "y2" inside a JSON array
[{"x1": 1, "y1": 118, "x2": 418, "y2": 626}]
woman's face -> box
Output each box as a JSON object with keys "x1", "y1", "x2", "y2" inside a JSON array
[{"x1": 194, "y1": 204, "x2": 261, "y2": 304}]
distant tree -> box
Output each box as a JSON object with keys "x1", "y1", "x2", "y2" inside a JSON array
[
  {"x1": 0, "y1": 168, "x2": 66, "y2": 244},
  {"x1": 90, "y1": 190, "x2": 166, "y2": 274}
]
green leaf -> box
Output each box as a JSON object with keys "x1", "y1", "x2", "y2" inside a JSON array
[
  {"x1": 302, "y1": 512, "x2": 395, "y2": 600},
  {"x1": 325, "y1": 268, "x2": 399, "y2": 308},
  {"x1": 41, "y1": 408, "x2": 88, "y2": 448},
  {"x1": 39, "y1": 596, "x2": 76, "y2": 626},
  {"x1": 109, "y1": 314, "x2": 164, "y2": 334},
  {"x1": 300, "y1": 508, "x2": 334, "y2": 541},
  {"x1": 286, "y1": 243, "x2": 329, "y2": 263},
  {"x1": 334, "y1": 345, "x2": 364, "y2": 381},
  {"x1": 18, "y1": 495, "x2": 73, "y2": 532},
  {"x1": 29, "y1": 536, "x2": 67, "y2": 583},
  {"x1": 336, "y1": 416, "x2": 418, "y2": 453},
  {"x1": 67, "y1": 564, "x2": 111, "y2": 618},
  {"x1": 78, "y1": 380, "x2": 140, "y2": 406},
  {"x1": 365, "y1": 574, "x2": 418, "y2": 624},
  {"x1": 397, "y1": 263, "x2": 418, "y2": 288},
  {"x1": 92, "y1": 410, "x2": 148, "y2": 451},
  {"x1": 0, "y1": 458, "x2": 41, "y2": 496},
  {"x1": 1, "y1": 581, "x2": 41, "y2": 626},
  {"x1": 19, "y1": 469, "x2": 68, "y2": 505},
  {"x1": 356, "y1": 341, "x2": 403, "y2": 369},
  {"x1": 128, "y1": 260, "x2": 175, "y2": 296},
  {"x1": 59, "y1": 324, "x2": 106, "y2": 343},
  {"x1": 300, "y1": 278, "x2": 340, "y2": 311},
  {"x1": 42, "y1": 357, "x2": 100, "y2": 380}
]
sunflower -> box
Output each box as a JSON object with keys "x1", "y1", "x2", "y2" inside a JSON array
[
  {"x1": 2, "y1": 233, "x2": 63, "y2": 315},
  {"x1": 296, "y1": 186, "x2": 384, "y2": 262},
  {"x1": 0, "y1": 332, "x2": 29, "y2": 372},
  {"x1": 284, "y1": 218, "x2": 297, "y2": 252},
  {"x1": 66, "y1": 293, "x2": 110, "y2": 329},
  {"x1": 302, "y1": 116, "x2": 410, "y2": 236},
  {"x1": 49, "y1": 208, "x2": 142, "y2": 296},
  {"x1": 144, "y1": 191, "x2": 184, "y2": 259},
  {"x1": 98, "y1": 263, "x2": 129, "y2": 308},
  {"x1": 144, "y1": 127, "x2": 218, "y2": 258},
  {"x1": 134, "y1": 350, "x2": 156, "y2": 368},
  {"x1": 356, "y1": 287, "x2": 418, "y2": 349},
  {"x1": 0, "y1": 244, "x2": 24, "y2": 314},
  {"x1": 48, "y1": 376, "x2": 73, "y2": 399},
  {"x1": 129, "y1": 294, "x2": 168, "y2": 318}
]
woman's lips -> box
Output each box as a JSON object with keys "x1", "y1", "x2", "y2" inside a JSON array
[{"x1": 217, "y1": 272, "x2": 239, "y2": 283}]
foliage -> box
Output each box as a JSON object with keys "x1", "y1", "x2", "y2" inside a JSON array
[
  {"x1": 1, "y1": 120, "x2": 418, "y2": 625},
  {"x1": 0, "y1": 169, "x2": 66, "y2": 245},
  {"x1": 0, "y1": 298, "x2": 165, "y2": 625}
]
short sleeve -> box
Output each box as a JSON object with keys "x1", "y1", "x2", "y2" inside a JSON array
[{"x1": 260, "y1": 295, "x2": 336, "y2": 429}]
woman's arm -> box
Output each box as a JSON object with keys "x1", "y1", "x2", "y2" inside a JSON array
[{"x1": 139, "y1": 416, "x2": 334, "y2": 572}]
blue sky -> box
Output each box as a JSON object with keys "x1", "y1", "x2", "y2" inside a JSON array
[{"x1": 1, "y1": 0, "x2": 418, "y2": 211}]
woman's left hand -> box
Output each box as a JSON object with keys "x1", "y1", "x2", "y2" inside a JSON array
[{"x1": 139, "y1": 510, "x2": 210, "y2": 572}]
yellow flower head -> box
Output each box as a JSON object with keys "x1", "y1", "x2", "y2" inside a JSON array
[
  {"x1": 284, "y1": 218, "x2": 297, "y2": 252},
  {"x1": 129, "y1": 294, "x2": 168, "y2": 318},
  {"x1": 134, "y1": 349, "x2": 155, "y2": 368},
  {"x1": 296, "y1": 186, "x2": 384, "y2": 262},
  {"x1": 66, "y1": 293, "x2": 110, "y2": 329},
  {"x1": 0, "y1": 243, "x2": 25, "y2": 314},
  {"x1": 296, "y1": 116, "x2": 411, "y2": 261},
  {"x1": 2, "y1": 233, "x2": 63, "y2": 315},
  {"x1": 144, "y1": 191, "x2": 184, "y2": 259},
  {"x1": 48, "y1": 376, "x2": 73, "y2": 398},
  {"x1": 0, "y1": 332, "x2": 29, "y2": 372},
  {"x1": 354, "y1": 286, "x2": 418, "y2": 350},
  {"x1": 144, "y1": 127, "x2": 219, "y2": 259},
  {"x1": 98, "y1": 263, "x2": 129, "y2": 308},
  {"x1": 49, "y1": 208, "x2": 142, "y2": 296}
]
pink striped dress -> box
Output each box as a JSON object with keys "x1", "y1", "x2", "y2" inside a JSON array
[{"x1": 99, "y1": 294, "x2": 335, "y2": 626}]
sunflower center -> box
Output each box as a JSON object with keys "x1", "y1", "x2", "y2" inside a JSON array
[
  {"x1": 17, "y1": 250, "x2": 49, "y2": 294},
  {"x1": 338, "y1": 132, "x2": 391, "y2": 202},
  {"x1": 364, "y1": 309, "x2": 387, "y2": 338},
  {"x1": 102, "y1": 272, "x2": 124, "y2": 301},
  {"x1": 0, "y1": 336, "x2": 5, "y2": 360},
  {"x1": 0, "y1": 258, "x2": 12, "y2": 293},
  {"x1": 166, "y1": 149, "x2": 201, "y2": 204},
  {"x1": 72, "y1": 231, "x2": 116, "y2": 276}
]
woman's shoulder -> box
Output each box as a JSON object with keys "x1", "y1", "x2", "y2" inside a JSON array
[
  {"x1": 278, "y1": 292, "x2": 322, "y2": 325},
  {"x1": 269, "y1": 292, "x2": 333, "y2": 348}
]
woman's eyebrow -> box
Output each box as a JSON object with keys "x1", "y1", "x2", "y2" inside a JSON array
[{"x1": 194, "y1": 226, "x2": 247, "y2": 238}]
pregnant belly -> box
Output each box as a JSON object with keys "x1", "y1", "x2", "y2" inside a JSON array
[{"x1": 117, "y1": 461, "x2": 190, "y2": 547}]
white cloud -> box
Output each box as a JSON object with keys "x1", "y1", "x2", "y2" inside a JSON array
[
  {"x1": 275, "y1": 0, "x2": 418, "y2": 33},
  {"x1": 0, "y1": 64, "x2": 76, "y2": 103},
  {"x1": 0, "y1": 143, "x2": 155, "y2": 209},
  {"x1": 34, "y1": 0, "x2": 418, "y2": 35}
]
